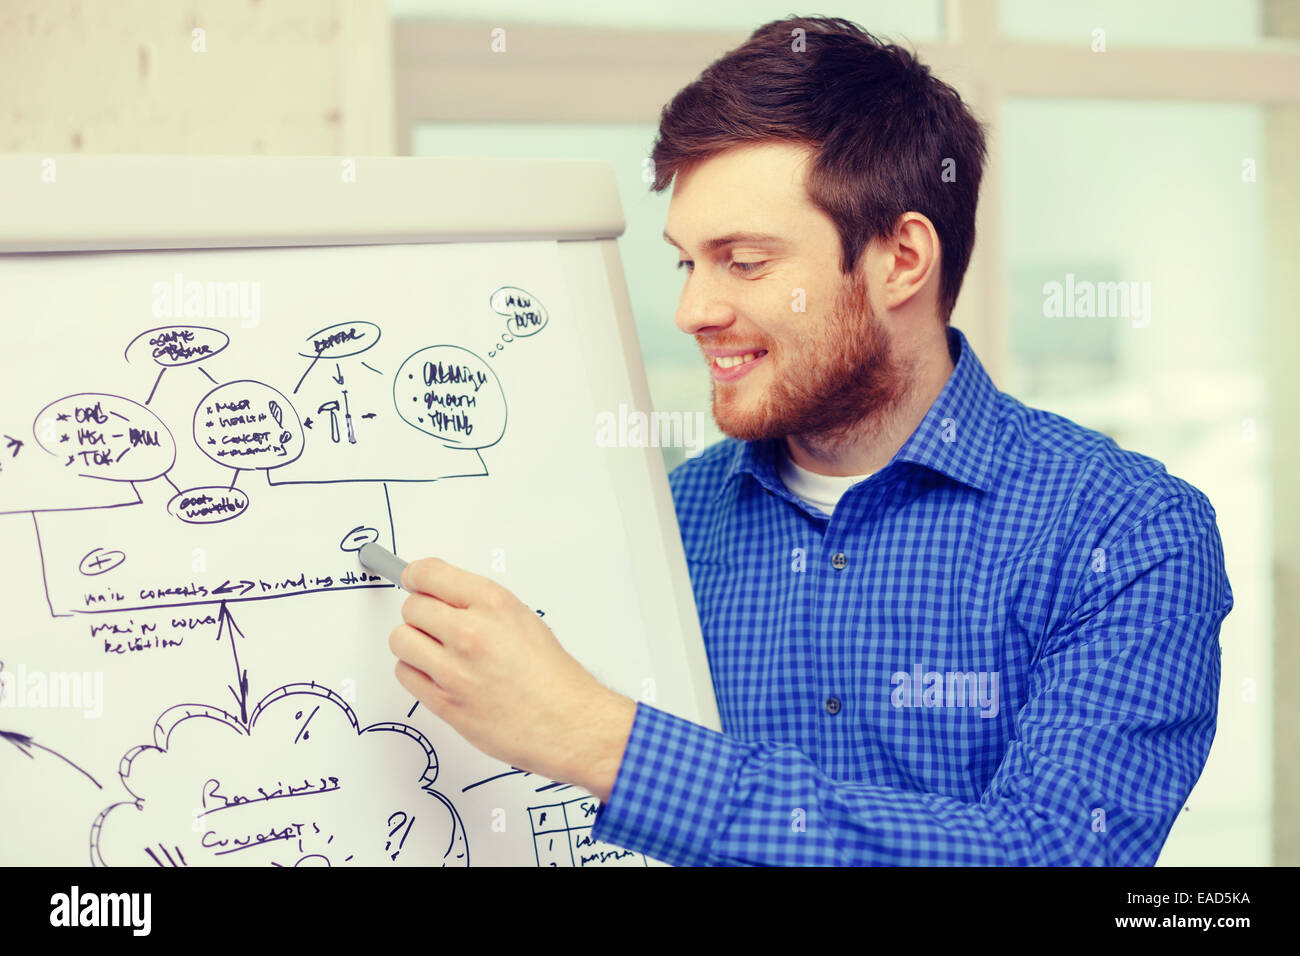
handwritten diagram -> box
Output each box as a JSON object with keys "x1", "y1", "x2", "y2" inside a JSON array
[
  {"x1": 1, "y1": 240, "x2": 668, "y2": 867},
  {"x1": 5, "y1": 300, "x2": 512, "y2": 864},
  {"x1": 4, "y1": 245, "x2": 588, "y2": 863},
  {"x1": 2, "y1": 280, "x2": 548, "y2": 612}
]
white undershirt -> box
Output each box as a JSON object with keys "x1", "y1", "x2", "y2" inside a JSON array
[{"x1": 776, "y1": 443, "x2": 875, "y2": 515}]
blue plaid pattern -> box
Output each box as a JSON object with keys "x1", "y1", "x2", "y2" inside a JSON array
[{"x1": 591, "y1": 326, "x2": 1233, "y2": 866}]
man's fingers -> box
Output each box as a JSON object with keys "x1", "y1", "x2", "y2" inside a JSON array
[
  {"x1": 400, "y1": 591, "x2": 462, "y2": 648},
  {"x1": 388, "y1": 621, "x2": 448, "y2": 676},
  {"x1": 402, "y1": 556, "x2": 486, "y2": 609},
  {"x1": 394, "y1": 659, "x2": 449, "y2": 703}
]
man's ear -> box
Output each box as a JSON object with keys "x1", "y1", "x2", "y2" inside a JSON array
[{"x1": 878, "y1": 212, "x2": 939, "y2": 313}]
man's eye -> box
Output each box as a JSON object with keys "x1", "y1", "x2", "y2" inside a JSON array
[{"x1": 675, "y1": 259, "x2": 765, "y2": 274}]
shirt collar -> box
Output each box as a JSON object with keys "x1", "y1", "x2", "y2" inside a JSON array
[{"x1": 715, "y1": 325, "x2": 1000, "y2": 500}]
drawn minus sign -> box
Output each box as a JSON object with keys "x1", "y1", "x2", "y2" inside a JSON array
[{"x1": 340, "y1": 526, "x2": 379, "y2": 553}]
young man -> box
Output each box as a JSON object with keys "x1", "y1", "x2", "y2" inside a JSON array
[{"x1": 388, "y1": 16, "x2": 1233, "y2": 865}]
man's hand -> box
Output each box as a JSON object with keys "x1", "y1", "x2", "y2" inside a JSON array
[{"x1": 387, "y1": 556, "x2": 637, "y2": 803}]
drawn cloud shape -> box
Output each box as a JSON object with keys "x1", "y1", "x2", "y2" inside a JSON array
[{"x1": 91, "y1": 682, "x2": 467, "y2": 867}]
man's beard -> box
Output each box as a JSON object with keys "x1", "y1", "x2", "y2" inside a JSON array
[{"x1": 708, "y1": 270, "x2": 913, "y2": 450}]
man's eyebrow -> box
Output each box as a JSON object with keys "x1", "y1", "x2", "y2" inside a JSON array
[{"x1": 662, "y1": 230, "x2": 788, "y2": 252}]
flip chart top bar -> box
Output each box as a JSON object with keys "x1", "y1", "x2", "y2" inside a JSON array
[{"x1": 0, "y1": 154, "x2": 627, "y2": 253}]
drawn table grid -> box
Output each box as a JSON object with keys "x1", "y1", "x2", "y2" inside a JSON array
[{"x1": 528, "y1": 795, "x2": 646, "y2": 867}]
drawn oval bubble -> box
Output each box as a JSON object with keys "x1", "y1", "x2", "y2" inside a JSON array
[
  {"x1": 489, "y1": 286, "x2": 548, "y2": 337},
  {"x1": 79, "y1": 548, "x2": 126, "y2": 576},
  {"x1": 193, "y1": 381, "x2": 303, "y2": 470},
  {"x1": 33, "y1": 393, "x2": 176, "y2": 482},
  {"x1": 297, "y1": 321, "x2": 382, "y2": 359},
  {"x1": 167, "y1": 486, "x2": 251, "y2": 525},
  {"x1": 340, "y1": 526, "x2": 379, "y2": 552},
  {"x1": 393, "y1": 345, "x2": 506, "y2": 449},
  {"x1": 124, "y1": 325, "x2": 230, "y2": 367}
]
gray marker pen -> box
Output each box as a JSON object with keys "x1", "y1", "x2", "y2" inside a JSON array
[{"x1": 359, "y1": 542, "x2": 408, "y2": 589}]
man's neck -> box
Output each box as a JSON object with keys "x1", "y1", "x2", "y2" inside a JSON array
[{"x1": 784, "y1": 327, "x2": 956, "y2": 477}]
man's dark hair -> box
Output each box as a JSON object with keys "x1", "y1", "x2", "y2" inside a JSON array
[{"x1": 650, "y1": 16, "x2": 989, "y2": 323}]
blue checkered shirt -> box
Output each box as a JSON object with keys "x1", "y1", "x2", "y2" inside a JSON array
[{"x1": 591, "y1": 326, "x2": 1233, "y2": 866}]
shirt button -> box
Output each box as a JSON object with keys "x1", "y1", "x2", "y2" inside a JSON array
[
  {"x1": 831, "y1": 551, "x2": 847, "y2": 570},
  {"x1": 825, "y1": 696, "x2": 841, "y2": 715}
]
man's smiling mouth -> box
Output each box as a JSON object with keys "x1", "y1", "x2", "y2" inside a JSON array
[
  {"x1": 710, "y1": 349, "x2": 768, "y2": 379},
  {"x1": 715, "y1": 351, "x2": 765, "y2": 368}
]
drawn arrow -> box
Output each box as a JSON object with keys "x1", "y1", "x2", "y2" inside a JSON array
[
  {"x1": 4, "y1": 435, "x2": 21, "y2": 457},
  {"x1": 303, "y1": 417, "x2": 314, "y2": 429},
  {"x1": 213, "y1": 579, "x2": 256, "y2": 596},
  {"x1": 1, "y1": 729, "x2": 103, "y2": 788},
  {"x1": 216, "y1": 601, "x2": 250, "y2": 727},
  {"x1": 332, "y1": 363, "x2": 344, "y2": 385}
]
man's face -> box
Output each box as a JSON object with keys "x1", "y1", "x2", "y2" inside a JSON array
[{"x1": 664, "y1": 141, "x2": 909, "y2": 447}]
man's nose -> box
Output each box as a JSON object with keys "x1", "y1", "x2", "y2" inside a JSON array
[{"x1": 674, "y1": 272, "x2": 735, "y2": 337}]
